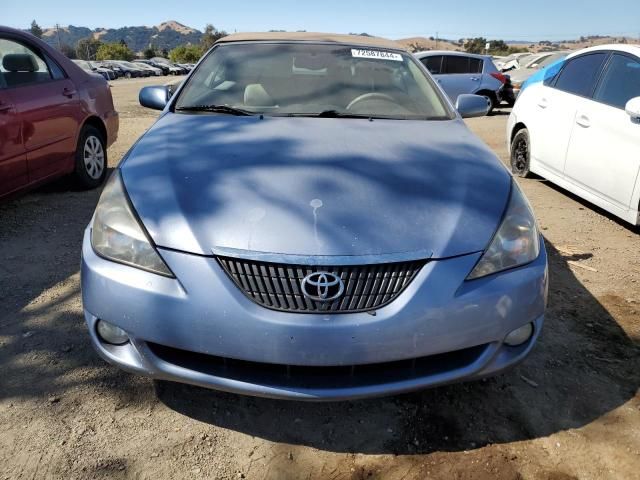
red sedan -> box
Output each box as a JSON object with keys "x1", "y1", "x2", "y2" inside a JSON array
[{"x1": 0, "y1": 26, "x2": 118, "y2": 199}]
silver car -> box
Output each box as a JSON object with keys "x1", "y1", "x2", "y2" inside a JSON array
[
  {"x1": 414, "y1": 51, "x2": 513, "y2": 112},
  {"x1": 81, "y1": 33, "x2": 547, "y2": 401}
]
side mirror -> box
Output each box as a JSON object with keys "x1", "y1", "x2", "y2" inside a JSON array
[
  {"x1": 139, "y1": 85, "x2": 169, "y2": 110},
  {"x1": 625, "y1": 97, "x2": 640, "y2": 123},
  {"x1": 456, "y1": 94, "x2": 490, "y2": 118}
]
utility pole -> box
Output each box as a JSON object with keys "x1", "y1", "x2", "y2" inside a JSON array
[{"x1": 55, "y1": 23, "x2": 62, "y2": 49}]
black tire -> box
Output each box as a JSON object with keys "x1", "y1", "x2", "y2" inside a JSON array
[
  {"x1": 73, "y1": 125, "x2": 107, "y2": 189},
  {"x1": 510, "y1": 128, "x2": 532, "y2": 178}
]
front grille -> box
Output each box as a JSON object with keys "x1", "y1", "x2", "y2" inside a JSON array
[
  {"x1": 216, "y1": 256, "x2": 426, "y2": 313},
  {"x1": 147, "y1": 342, "x2": 488, "y2": 389}
]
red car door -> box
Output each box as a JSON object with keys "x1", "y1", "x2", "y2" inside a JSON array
[
  {"x1": 0, "y1": 89, "x2": 27, "y2": 197},
  {"x1": 0, "y1": 37, "x2": 82, "y2": 184}
]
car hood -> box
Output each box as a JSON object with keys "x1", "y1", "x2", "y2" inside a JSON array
[{"x1": 121, "y1": 113, "x2": 511, "y2": 260}]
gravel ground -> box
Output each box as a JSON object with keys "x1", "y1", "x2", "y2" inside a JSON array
[{"x1": 0, "y1": 77, "x2": 638, "y2": 480}]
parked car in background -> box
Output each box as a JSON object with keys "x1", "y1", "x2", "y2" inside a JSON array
[
  {"x1": 176, "y1": 63, "x2": 194, "y2": 72},
  {"x1": 93, "y1": 62, "x2": 116, "y2": 80},
  {"x1": 415, "y1": 51, "x2": 514, "y2": 112},
  {"x1": 509, "y1": 52, "x2": 570, "y2": 95},
  {"x1": 72, "y1": 59, "x2": 116, "y2": 81},
  {"x1": 95, "y1": 61, "x2": 124, "y2": 78},
  {"x1": 497, "y1": 52, "x2": 533, "y2": 72},
  {"x1": 119, "y1": 60, "x2": 152, "y2": 77},
  {"x1": 151, "y1": 57, "x2": 186, "y2": 75},
  {"x1": 134, "y1": 59, "x2": 168, "y2": 75},
  {"x1": 82, "y1": 32, "x2": 546, "y2": 401},
  {"x1": 132, "y1": 61, "x2": 162, "y2": 76},
  {"x1": 0, "y1": 26, "x2": 118, "y2": 199},
  {"x1": 508, "y1": 45, "x2": 640, "y2": 225},
  {"x1": 103, "y1": 60, "x2": 144, "y2": 78}
]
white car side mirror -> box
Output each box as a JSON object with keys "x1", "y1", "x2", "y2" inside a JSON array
[{"x1": 625, "y1": 97, "x2": 640, "y2": 122}]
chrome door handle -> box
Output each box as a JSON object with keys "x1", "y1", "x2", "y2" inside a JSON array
[
  {"x1": 62, "y1": 87, "x2": 77, "y2": 98},
  {"x1": 470, "y1": 77, "x2": 480, "y2": 81},
  {"x1": 576, "y1": 114, "x2": 591, "y2": 128},
  {"x1": 537, "y1": 98, "x2": 548, "y2": 109}
]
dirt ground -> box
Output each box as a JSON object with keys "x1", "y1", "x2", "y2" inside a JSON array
[{"x1": 0, "y1": 76, "x2": 638, "y2": 480}]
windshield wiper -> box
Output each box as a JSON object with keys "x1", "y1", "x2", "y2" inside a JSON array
[
  {"x1": 175, "y1": 105, "x2": 254, "y2": 116},
  {"x1": 314, "y1": 110, "x2": 445, "y2": 121},
  {"x1": 314, "y1": 110, "x2": 371, "y2": 119}
]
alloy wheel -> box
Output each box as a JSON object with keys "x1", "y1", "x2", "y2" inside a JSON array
[{"x1": 83, "y1": 135, "x2": 105, "y2": 180}]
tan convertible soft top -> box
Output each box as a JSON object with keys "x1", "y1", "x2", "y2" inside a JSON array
[{"x1": 216, "y1": 32, "x2": 404, "y2": 50}]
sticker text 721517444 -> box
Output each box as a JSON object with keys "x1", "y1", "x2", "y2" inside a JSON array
[{"x1": 351, "y1": 49, "x2": 403, "y2": 62}]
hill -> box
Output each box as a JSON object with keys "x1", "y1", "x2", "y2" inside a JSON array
[
  {"x1": 40, "y1": 20, "x2": 203, "y2": 53},
  {"x1": 518, "y1": 35, "x2": 640, "y2": 53},
  {"x1": 395, "y1": 37, "x2": 463, "y2": 52}
]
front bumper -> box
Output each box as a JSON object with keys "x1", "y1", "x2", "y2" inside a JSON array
[{"x1": 81, "y1": 229, "x2": 548, "y2": 400}]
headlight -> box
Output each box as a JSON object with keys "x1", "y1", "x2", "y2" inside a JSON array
[
  {"x1": 467, "y1": 181, "x2": 539, "y2": 280},
  {"x1": 91, "y1": 171, "x2": 173, "y2": 277}
]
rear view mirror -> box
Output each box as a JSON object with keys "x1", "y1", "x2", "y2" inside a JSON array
[
  {"x1": 139, "y1": 86, "x2": 169, "y2": 111},
  {"x1": 625, "y1": 97, "x2": 640, "y2": 123},
  {"x1": 455, "y1": 94, "x2": 490, "y2": 118}
]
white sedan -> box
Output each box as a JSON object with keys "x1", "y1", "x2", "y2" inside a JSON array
[{"x1": 507, "y1": 45, "x2": 640, "y2": 226}]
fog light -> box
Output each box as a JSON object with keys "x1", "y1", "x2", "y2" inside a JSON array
[
  {"x1": 504, "y1": 323, "x2": 534, "y2": 346},
  {"x1": 96, "y1": 320, "x2": 129, "y2": 345}
]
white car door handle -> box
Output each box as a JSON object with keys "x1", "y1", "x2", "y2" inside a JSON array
[
  {"x1": 537, "y1": 98, "x2": 548, "y2": 109},
  {"x1": 576, "y1": 114, "x2": 591, "y2": 128}
]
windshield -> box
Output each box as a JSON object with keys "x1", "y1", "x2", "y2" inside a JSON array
[{"x1": 175, "y1": 43, "x2": 452, "y2": 119}]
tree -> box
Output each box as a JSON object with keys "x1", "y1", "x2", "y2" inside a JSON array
[
  {"x1": 143, "y1": 46, "x2": 157, "y2": 59},
  {"x1": 76, "y1": 37, "x2": 103, "y2": 60},
  {"x1": 489, "y1": 40, "x2": 509, "y2": 52},
  {"x1": 59, "y1": 43, "x2": 77, "y2": 59},
  {"x1": 30, "y1": 20, "x2": 43, "y2": 38},
  {"x1": 96, "y1": 42, "x2": 134, "y2": 61},
  {"x1": 200, "y1": 24, "x2": 227, "y2": 52},
  {"x1": 464, "y1": 37, "x2": 488, "y2": 54},
  {"x1": 464, "y1": 37, "x2": 527, "y2": 55},
  {"x1": 169, "y1": 44, "x2": 203, "y2": 63}
]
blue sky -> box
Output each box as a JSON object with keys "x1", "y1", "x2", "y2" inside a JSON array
[{"x1": 4, "y1": 0, "x2": 640, "y2": 41}]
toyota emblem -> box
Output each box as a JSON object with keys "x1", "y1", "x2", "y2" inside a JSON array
[{"x1": 301, "y1": 271, "x2": 344, "y2": 302}]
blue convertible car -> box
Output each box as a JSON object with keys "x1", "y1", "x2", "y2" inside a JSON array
[{"x1": 81, "y1": 33, "x2": 547, "y2": 400}]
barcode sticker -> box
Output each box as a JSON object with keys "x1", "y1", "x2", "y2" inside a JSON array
[{"x1": 351, "y1": 49, "x2": 403, "y2": 61}]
